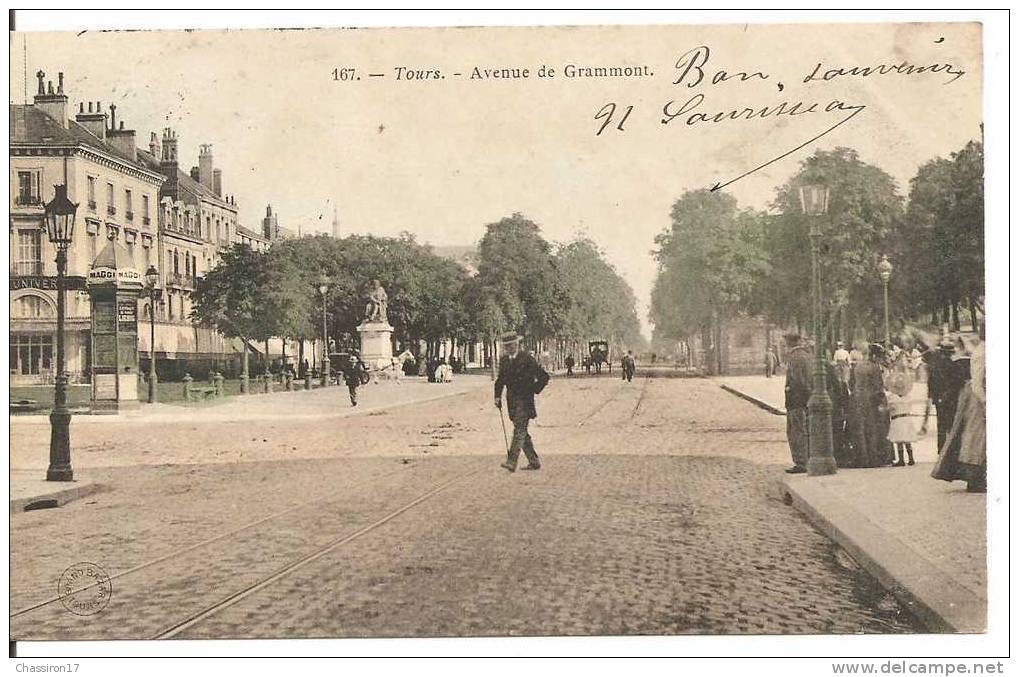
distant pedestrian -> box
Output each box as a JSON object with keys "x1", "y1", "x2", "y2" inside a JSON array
[
  {"x1": 783, "y1": 333, "x2": 812, "y2": 474},
  {"x1": 342, "y1": 353, "x2": 365, "y2": 406},
  {"x1": 495, "y1": 331, "x2": 550, "y2": 473},
  {"x1": 833, "y1": 341, "x2": 851, "y2": 384},
  {"x1": 565, "y1": 354, "x2": 575, "y2": 377},
  {"x1": 765, "y1": 346, "x2": 776, "y2": 378},
  {"x1": 621, "y1": 351, "x2": 636, "y2": 382},
  {"x1": 436, "y1": 359, "x2": 454, "y2": 383},
  {"x1": 849, "y1": 343, "x2": 864, "y2": 365}
]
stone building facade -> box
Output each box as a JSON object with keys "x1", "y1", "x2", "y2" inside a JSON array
[{"x1": 9, "y1": 72, "x2": 164, "y2": 385}]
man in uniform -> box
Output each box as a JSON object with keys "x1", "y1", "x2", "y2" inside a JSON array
[
  {"x1": 783, "y1": 333, "x2": 812, "y2": 474},
  {"x1": 495, "y1": 331, "x2": 550, "y2": 472}
]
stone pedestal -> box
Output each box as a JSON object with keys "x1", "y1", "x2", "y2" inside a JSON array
[{"x1": 357, "y1": 321, "x2": 394, "y2": 364}]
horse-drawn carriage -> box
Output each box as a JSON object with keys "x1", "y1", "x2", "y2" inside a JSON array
[{"x1": 586, "y1": 340, "x2": 612, "y2": 374}]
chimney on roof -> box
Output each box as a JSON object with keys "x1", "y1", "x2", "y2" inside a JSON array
[
  {"x1": 75, "y1": 99, "x2": 107, "y2": 141},
  {"x1": 262, "y1": 204, "x2": 279, "y2": 240},
  {"x1": 198, "y1": 144, "x2": 214, "y2": 191},
  {"x1": 106, "y1": 104, "x2": 137, "y2": 162},
  {"x1": 190, "y1": 166, "x2": 200, "y2": 182},
  {"x1": 212, "y1": 168, "x2": 223, "y2": 197},
  {"x1": 33, "y1": 70, "x2": 69, "y2": 128},
  {"x1": 161, "y1": 128, "x2": 178, "y2": 165},
  {"x1": 149, "y1": 131, "x2": 161, "y2": 158}
]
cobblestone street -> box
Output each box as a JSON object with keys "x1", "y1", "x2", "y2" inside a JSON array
[{"x1": 10, "y1": 376, "x2": 922, "y2": 639}]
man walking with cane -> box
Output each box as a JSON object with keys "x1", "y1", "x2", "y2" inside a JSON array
[{"x1": 495, "y1": 331, "x2": 550, "y2": 473}]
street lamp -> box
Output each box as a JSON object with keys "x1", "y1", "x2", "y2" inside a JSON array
[
  {"x1": 145, "y1": 265, "x2": 159, "y2": 403},
  {"x1": 319, "y1": 274, "x2": 330, "y2": 387},
  {"x1": 43, "y1": 184, "x2": 78, "y2": 482},
  {"x1": 877, "y1": 254, "x2": 893, "y2": 348},
  {"x1": 798, "y1": 184, "x2": 837, "y2": 477}
]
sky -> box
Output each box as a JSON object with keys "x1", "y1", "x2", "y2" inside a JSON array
[{"x1": 11, "y1": 22, "x2": 983, "y2": 337}]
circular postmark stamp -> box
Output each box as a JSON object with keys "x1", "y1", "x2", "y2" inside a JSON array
[{"x1": 57, "y1": 562, "x2": 112, "y2": 616}]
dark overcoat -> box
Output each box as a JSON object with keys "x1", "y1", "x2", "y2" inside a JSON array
[{"x1": 494, "y1": 350, "x2": 550, "y2": 420}]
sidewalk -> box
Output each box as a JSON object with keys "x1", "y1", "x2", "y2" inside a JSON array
[
  {"x1": 784, "y1": 468, "x2": 986, "y2": 632},
  {"x1": 10, "y1": 470, "x2": 101, "y2": 513},
  {"x1": 719, "y1": 375, "x2": 986, "y2": 632},
  {"x1": 10, "y1": 375, "x2": 490, "y2": 426}
]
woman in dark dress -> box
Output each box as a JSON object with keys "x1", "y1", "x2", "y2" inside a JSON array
[{"x1": 848, "y1": 344, "x2": 893, "y2": 467}]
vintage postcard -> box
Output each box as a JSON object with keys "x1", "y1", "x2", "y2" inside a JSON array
[{"x1": 7, "y1": 13, "x2": 997, "y2": 660}]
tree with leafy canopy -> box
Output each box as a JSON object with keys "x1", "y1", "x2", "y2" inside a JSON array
[
  {"x1": 762, "y1": 147, "x2": 904, "y2": 345},
  {"x1": 555, "y1": 237, "x2": 643, "y2": 350},
  {"x1": 476, "y1": 213, "x2": 569, "y2": 343},
  {"x1": 650, "y1": 189, "x2": 770, "y2": 369},
  {"x1": 898, "y1": 139, "x2": 983, "y2": 332},
  {"x1": 190, "y1": 243, "x2": 274, "y2": 381}
]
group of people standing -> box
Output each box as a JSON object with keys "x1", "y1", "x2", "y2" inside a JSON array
[{"x1": 784, "y1": 331, "x2": 986, "y2": 493}]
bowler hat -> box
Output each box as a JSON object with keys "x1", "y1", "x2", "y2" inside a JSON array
[{"x1": 499, "y1": 331, "x2": 522, "y2": 345}]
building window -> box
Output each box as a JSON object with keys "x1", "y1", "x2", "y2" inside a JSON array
[
  {"x1": 106, "y1": 182, "x2": 116, "y2": 215},
  {"x1": 16, "y1": 170, "x2": 42, "y2": 206},
  {"x1": 173, "y1": 249, "x2": 179, "y2": 275},
  {"x1": 14, "y1": 228, "x2": 43, "y2": 276},
  {"x1": 10, "y1": 333, "x2": 53, "y2": 376},
  {"x1": 142, "y1": 194, "x2": 151, "y2": 225},
  {"x1": 12, "y1": 295, "x2": 53, "y2": 318},
  {"x1": 125, "y1": 189, "x2": 134, "y2": 221},
  {"x1": 87, "y1": 176, "x2": 97, "y2": 210}
]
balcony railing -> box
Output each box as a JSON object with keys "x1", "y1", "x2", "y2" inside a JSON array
[
  {"x1": 126, "y1": 210, "x2": 135, "y2": 222},
  {"x1": 107, "y1": 205, "x2": 117, "y2": 216},
  {"x1": 13, "y1": 261, "x2": 44, "y2": 276},
  {"x1": 166, "y1": 272, "x2": 195, "y2": 289},
  {"x1": 15, "y1": 194, "x2": 43, "y2": 207}
]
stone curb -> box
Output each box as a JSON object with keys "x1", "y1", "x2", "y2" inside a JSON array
[
  {"x1": 719, "y1": 383, "x2": 786, "y2": 416},
  {"x1": 10, "y1": 379, "x2": 491, "y2": 426},
  {"x1": 782, "y1": 473, "x2": 986, "y2": 633},
  {"x1": 10, "y1": 481, "x2": 102, "y2": 514}
]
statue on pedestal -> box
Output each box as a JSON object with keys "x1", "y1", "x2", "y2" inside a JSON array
[{"x1": 363, "y1": 279, "x2": 389, "y2": 324}]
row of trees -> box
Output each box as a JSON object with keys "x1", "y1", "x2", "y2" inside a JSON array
[
  {"x1": 651, "y1": 140, "x2": 984, "y2": 352},
  {"x1": 192, "y1": 214, "x2": 644, "y2": 370}
]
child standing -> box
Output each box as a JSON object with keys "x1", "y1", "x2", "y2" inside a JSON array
[{"x1": 886, "y1": 389, "x2": 918, "y2": 466}]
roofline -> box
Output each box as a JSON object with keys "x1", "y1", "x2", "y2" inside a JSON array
[{"x1": 11, "y1": 141, "x2": 166, "y2": 186}]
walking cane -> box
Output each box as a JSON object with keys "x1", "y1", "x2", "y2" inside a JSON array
[{"x1": 498, "y1": 404, "x2": 510, "y2": 454}]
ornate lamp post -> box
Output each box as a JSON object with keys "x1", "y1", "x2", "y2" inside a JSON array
[
  {"x1": 145, "y1": 265, "x2": 159, "y2": 403},
  {"x1": 319, "y1": 274, "x2": 330, "y2": 387},
  {"x1": 877, "y1": 254, "x2": 893, "y2": 348},
  {"x1": 798, "y1": 184, "x2": 837, "y2": 477},
  {"x1": 43, "y1": 185, "x2": 78, "y2": 481}
]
